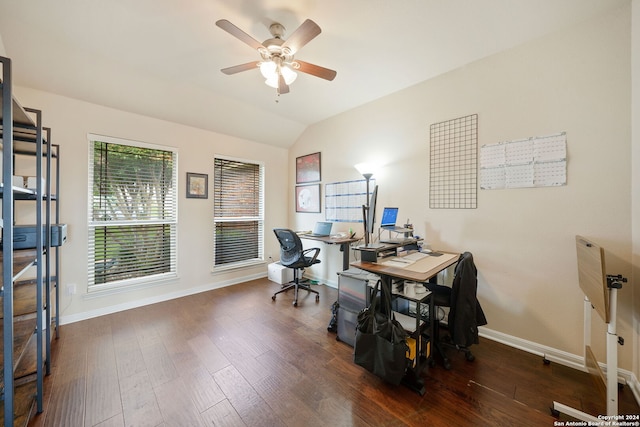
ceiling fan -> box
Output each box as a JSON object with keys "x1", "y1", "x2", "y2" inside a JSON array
[{"x1": 216, "y1": 18, "x2": 337, "y2": 95}]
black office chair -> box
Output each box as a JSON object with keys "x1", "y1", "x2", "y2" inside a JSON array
[
  {"x1": 272, "y1": 228, "x2": 321, "y2": 307},
  {"x1": 425, "y1": 251, "x2": 487, "y2": 370}
]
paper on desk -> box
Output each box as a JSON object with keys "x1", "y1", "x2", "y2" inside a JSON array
[
  {"x1": 403, "y1": 252, "x2": 430, "y2": 261},
  {"x1": 381, "y1": 258, "x2": 415, "y2": 268},
  {"x1": 403, "y1": 252, "x2": 458, "y2": 272}
]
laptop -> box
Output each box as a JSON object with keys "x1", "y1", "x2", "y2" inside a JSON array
[
  {"x1": 310, "y1": 221, "x2": 333, "y2": 237},
  {"x1": 380, "y1": 207, "x2": 404, "y2": 231}
]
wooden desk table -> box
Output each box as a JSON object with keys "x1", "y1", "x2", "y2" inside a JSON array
[
  {"x1": 299, "y1": 234, "x2": 359, "y2": 271},
  {"x1": 351, "y1": 251, "x2": 460, "y2": 283},
  {"x1": 351, "y1": 251, "x2": 460, "y2": 394}
]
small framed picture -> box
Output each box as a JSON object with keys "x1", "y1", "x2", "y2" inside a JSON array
[
  {"x1": 295, "y1": 184, "x2": 321, "y2": 213},
  {"x1": 186, "y1": 172, "x2": 208, "y2": 199},
  {"x1": 296, "y1": 152, "x2": 321, "y2": 184}
]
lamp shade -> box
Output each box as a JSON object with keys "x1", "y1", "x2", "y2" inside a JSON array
[
  {"x1": 355, "y1": 163, "x2": 376, "y2": 177},
  {"x1": 261, "y1": 61, "x2": 297, "y2": 88},
  {"x1": 259, "y1": 61, "x2": 277, "y2": 79}
]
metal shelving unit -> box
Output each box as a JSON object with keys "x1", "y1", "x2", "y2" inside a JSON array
[{"x1": 1, "y1": 55, "x2": 59, "y2": 427}]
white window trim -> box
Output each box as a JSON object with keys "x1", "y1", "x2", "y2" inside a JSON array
[
  {"x1": 212, "y1": 154, "x2": 265, "y2": 271},
  {"x1": 87, "y1": 133, "x2": 179, "y2": 292}
]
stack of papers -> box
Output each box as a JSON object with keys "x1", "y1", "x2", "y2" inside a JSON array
[
  {"x1": 382, "y1": 258, "x2": 413, "y2": 268},
  {"x1": 381, "y1": 251, "x2": 431, "y2": 268},
  {"x1": 403, "y1": 252, "x2": 430, "y2": 261}
]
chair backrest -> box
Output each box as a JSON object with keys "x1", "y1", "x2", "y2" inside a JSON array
[
  {"x1": 453, "y1": 252, "x2": 475, "y2": 284},
  {"x1": 451, "y1": 252, "x2": 478, "y2": 309},
  {"x1": 273, "y1": 229, "x2": 304, "y2": 267},
  {"x1": 449, "y1": 251, "x2": 487, "y2": 346}
]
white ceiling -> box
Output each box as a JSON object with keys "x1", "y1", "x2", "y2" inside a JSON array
[{"x1": 0, "y1": 0, "x2": 619, "y2": 148}]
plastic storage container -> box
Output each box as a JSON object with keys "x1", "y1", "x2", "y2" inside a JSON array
[{"x1": 336, "y1": 268, "x2": 378, "y2": 346}]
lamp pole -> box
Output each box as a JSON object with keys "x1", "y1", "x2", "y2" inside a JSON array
[
  {"x1": 362, "y1": 172, "x2": 373, "y2": 246},
  {"x1": 362, "y1": 173, "x2": 372, "y2": 203},
  {"x1": 355, "y1": 163, "x2": 377, "y2": 246}
]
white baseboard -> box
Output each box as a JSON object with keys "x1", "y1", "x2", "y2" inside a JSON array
[
  {"x1": 59, "y1": 272, "x2": 267, "y2": 325},
  {"x1": 480, "y1": 327, "x2": 640, "y2": 407}
]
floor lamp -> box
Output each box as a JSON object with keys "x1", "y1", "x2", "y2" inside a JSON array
[{"x1": 355, "y1": 164, "x2": 375, "y2": 246}]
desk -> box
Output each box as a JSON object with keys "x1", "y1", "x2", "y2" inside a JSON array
[
  {"x1": 299, "y1": 234, "x2": 359, "y2": 271},
  {"x1": 351, "y1": 251, "x2": 459, "y2": 283},
  {"x1": 351, "y1": 251, "x2": 460, "y2": 394}
]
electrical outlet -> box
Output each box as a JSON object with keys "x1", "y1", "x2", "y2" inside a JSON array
[{"x1": 67, "y1": 283, "x2": 77, "y2": 295}]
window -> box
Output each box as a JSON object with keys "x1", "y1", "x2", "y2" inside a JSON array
[
  {"x1": 213, "y1": 156, "x2": 264, "y2": 269},
  {"x1": 88, "y1": 134, "x2": 177, "y2": 291}
]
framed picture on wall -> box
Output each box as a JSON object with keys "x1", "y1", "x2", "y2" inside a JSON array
[
  {"x1": 295, "y1": 184, "x2": 321, "y2": 213},
  {"x1": 296, "y1": 152, "x2": 321, "y2": 184},
  {"x1": 186, "y1": 172, "x2": 208, "y2": 199}
]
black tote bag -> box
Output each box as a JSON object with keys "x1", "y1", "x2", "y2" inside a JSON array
[{"x1": 353, "y1": 280, "x2": 409, "y2": 385}]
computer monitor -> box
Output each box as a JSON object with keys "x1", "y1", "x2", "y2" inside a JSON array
[{"x1": 366, "y1": 185, "x2": 378, "y2": 235}]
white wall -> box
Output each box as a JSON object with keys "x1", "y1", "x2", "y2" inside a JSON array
[
  {"x1": 632, "y1": 0, "x2": 640, "y2": 383},
  {"x1": 11, "y1": 87, "x2": 287, "y2": 323},
  {"x1": 291, "y1": 2, "x2": 636, "y2": 372}
]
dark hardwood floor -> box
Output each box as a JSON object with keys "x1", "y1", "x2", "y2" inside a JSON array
[{"x1": 28, "y1": 278, "x2": 639, "y2": 427}]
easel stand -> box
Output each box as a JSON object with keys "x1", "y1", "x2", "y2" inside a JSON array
[{"x1": 552, "y1": 236, "x2": 627, "y2": 421}]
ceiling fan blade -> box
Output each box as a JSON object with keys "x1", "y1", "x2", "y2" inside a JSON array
[
  {"x1": 221, "y1": 61, "x2": 260, "y2": 75},
  {"x1": 295, "y1": 60, "x2": 337, "y2": 81},
  {"x1": 281, "y1": 19, "x2": 321, "y2": 54},
  {"x1": 278, "y1": 74, "x2": 290, "y2": 94},
  {"x1": 216, "y1": 19, "x2": 264, "y2": 51}
]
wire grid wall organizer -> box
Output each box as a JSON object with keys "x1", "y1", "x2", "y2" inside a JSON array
[{"x1": 429, "y1": 114, "x2": 478, "y2": 209}]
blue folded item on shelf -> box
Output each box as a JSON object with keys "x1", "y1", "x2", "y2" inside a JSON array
[{"x1": 11, "y1": 224, "x2": 67, "y2": 249}]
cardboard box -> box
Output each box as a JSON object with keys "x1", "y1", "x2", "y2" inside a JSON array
[
  {"x1": 267, "y1": 262, "x2": 293, "y2": 285},
  {"x1": 26, "y1": 176, "x2": 46, "y2": 190},
  {"x1": 12, "y1": 176, "x2": 25, "y2": 188}
]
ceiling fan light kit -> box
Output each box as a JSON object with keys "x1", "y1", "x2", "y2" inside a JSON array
[
  {"x1": 260, "y1": 57, "x2": 297, "y2": 88},
  {"x1": 216, "y1": 18, "x2": 336, "y2": 95}
]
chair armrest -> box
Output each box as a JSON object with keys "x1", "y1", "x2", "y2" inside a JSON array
[{"x1": 302, "y1": 247, "x2": 321, "y2": 263}]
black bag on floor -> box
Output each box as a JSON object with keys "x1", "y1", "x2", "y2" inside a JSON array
[
  {"x1": 353, "y1": 280, "x2": 409, "y2": 385},
  {"x1": 327, "y1": 300, "x2": 338, "y2": 332}
]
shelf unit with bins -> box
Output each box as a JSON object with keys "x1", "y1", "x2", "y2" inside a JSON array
[
  {"x1": 366, "y1": 279, "x2": 433, "y2": 395},
  {"x1": 1, "y1": 55, "x2": 58, "y2": 427},
  {"x1": 389, "y1": 286, "x2": 432, "y2": 378}
]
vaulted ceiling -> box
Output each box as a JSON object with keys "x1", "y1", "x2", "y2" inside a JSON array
[{"x1": 0, "y1": 0, "x2": 619, "y2": 148}]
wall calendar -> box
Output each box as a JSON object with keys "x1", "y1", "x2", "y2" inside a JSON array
[
  {"x1": 480, "y1": 132, "x2": 567, "y2": 190},
  {"x1": 325, "y1": 178, "x2": 375, "y2": 222}
]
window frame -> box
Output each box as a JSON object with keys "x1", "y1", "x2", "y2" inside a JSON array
[
  {"x1": 213, "y1": 155, "x2": 265, "y2": 271},
  {"x1": 87, "y1": 133, "x2": 178, "y2": 292}
]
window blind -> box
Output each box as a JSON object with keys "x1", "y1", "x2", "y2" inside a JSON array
[
  {"x1": 213, "y1": 157, "x2": 264, "y2": 268},
  {"x1": 88, "y1": 137, "x2": 177, "y2": 289}
]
